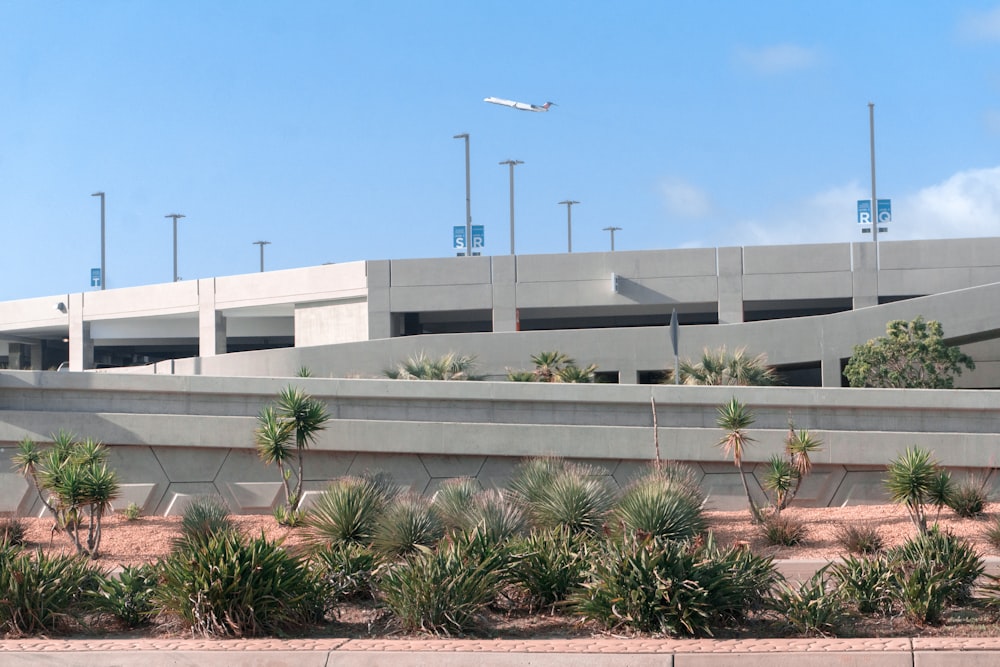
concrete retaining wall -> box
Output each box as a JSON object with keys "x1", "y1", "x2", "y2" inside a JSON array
[{"x1": 0, "y1": 371, "x2": 996, "y2": 516}]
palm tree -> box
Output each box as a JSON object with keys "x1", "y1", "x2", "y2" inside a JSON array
[
  {"x1": 385, "y1": 352, "x2": 480, "y2": 380},
  {"x1": 784, "y1": 425, "x2": 822, "y2": 508},
  {"x1": 557, "y1": 363, "x2": 598, "y2": 383},
  {"x1": 530, "y1": 351, "x2": 573, "y2": 382},
  {"x1": 885, "y1": 447, "x2": 940, "y2": 534},
  {"x1": 255, "y1": 386, "x2": 330, "y2": 519},
  {"x1": 680, "y1": 347, "x2": 778, "y2": 386},
  {"x1": 716, "y1": 398, "x2": 763, "y2": 524}
]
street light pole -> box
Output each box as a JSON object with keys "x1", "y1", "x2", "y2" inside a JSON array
[
  {"x1": 603, "y1": 226, "x2": 622, "y2": 251},
  {"x1": 253, "y1": 240, "x2": 271, "y2": 272},
  {"x1": 91, "y1": 192, "x2": 106, "y2": 289},
  {"x1": 558, "y1": 200, "x2": 579, "y2": 253},
  {"x1": 868, "y1": 102, "x2": 879, "y2": 269},
  {"x1": 453, "y1": 134, "x2": 472, "y2": 256},
  {"x1": 164, "y1": 213, "x2": 185, "y2": 282},
  {"x1": 499, "y1": 159, "x2": 523, "y2": 255}
]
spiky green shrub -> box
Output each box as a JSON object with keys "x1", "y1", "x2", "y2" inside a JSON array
[
  {"x1": 371, "y1": 495, "x2": 445, "y2": 558},
  {"x1": 460, "y1": 489, "x2": 526, "y2": 547},
  {"x1": 760, "y1": 513, "x2": 807, "y2": 547},
  {"x1": 121, "y1": 502, "x2": 143, "y2": 521},
  {"x1": 177, "y1": 496, "x2": 235, "y2": 544},
  {"x1": 888, "y1": 526, "x2": 984, "y2": 606},
  {"x1": 510, "y1": 526, "x2": 592, "y2": 611},
  {"x1": 93, "y1": 563, "x2": 158, "y2": 628},
  {"x1": 884, "y1": 447, "x2": 942, "y2": 535},
  {"x1": 0, "y1": 517, "x2": 26, "y2": 547},
  {"x1": 769, "y1": 567, "x2": 849, "y2": 637},
  {"x1": 946, "y1": 480, "x2": 988, "y2": 518},
  {"x1": 525, "y1": 467, "x2": 613, "y2": 535},
  {"x1": 613, "y1": 469, "x2": 706, "y2": 541},
  {"x1": 431, "y1": 477, "x2": 480, "y2": 532},
  {"x1": 0, "y1": 545, "x2": 106, "y2": 635},
  {"x1": 155, "y1": 531, "x2": 326, "y2": 637},
  {"x1": 508, "y1": 457, "x2": 571, "y2": 508},
  {"x1": 834, "y1": 523, "x2": 884, "y2": 555},
  {"x1": 377, "y1": 529, "x2": 512, "y2": 635},
  {"x1": 985, "y1": 517, "x2": 1000, "y2": 551},
  {"x1": 571, "y1": 534, "x2": 777, "y2": 637},
  {"x1": 830, "y1": 555, "x2": 896, "y2": 616},
  {"x1": 313, "y1": 542, "x2": 381, "y2": 602},
  {"x1": 304, "y1": 473, "x2": 399, "y2": 547}
]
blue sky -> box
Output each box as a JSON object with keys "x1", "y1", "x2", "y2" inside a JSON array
[{"x1": 3, "y1": 1, "x2": 1000, "y2": 301}]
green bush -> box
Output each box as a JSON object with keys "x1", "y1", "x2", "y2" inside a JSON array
[
  {"x1": 0, "y1": 544, "x2": 106, "y2": 635},
  {"x1": 93, "y1": 563, "x2": 158, "y2": 628},
  {"x1": 830, "y1": 555, "x2": 896, "y2": 616},
  {"x1": 377, "y1": 529, "x2": 512, "y2": 635},
  {"x1": 834, "y1": 523, "x2": 884, "y2": 555},
  {"x1": 313, "y1": 542, "x2": 381, "y2": 602},
  {"x1": 431, "y1": 477, "x2": 480, "y2": 532},
  {"x1": 460, "y1": 489, "x2": 526, "y2": 547},
  {"x1": 984, "y1": 517, "x2": 1000, "y2": 551},
  {"x1": 571, "y1": 534, "x2": 776, "y2": 637},
  {"x1": 888, "y1": 526, "x2": 984, "y2": 606},
  {"x1": 155, "y1": 531, "x2": 325, "y2": 637},
  {"x1": 760, "y1": 513, "x2": 807, "y2": 547},
  {"x1": 121, "y1": 502, "x2": 143, "y2": 522},
  {"x1": 371, "y1": 494, "x2": 445, "y2": 558},
  {"x1": 613, "y1": 468, "x2": 706, "y2": 542},
  {"x1": 0, "y1": 517, "x2": 26, "y2": 547},
  {"x1": 946, "y1": 480, "x2": 988, "y2": 518},
  {"x1": 178, "y1": 496, "x2": 235, "y2": 544},
  {"x1": 769, "y1": 567, "x2": 849, "y2": 637},
  {"x1": 304, "y1": 473, "x2": 399, "y2": 547},
  {"x1": 510, "y1": 526, "x2": 592, "y2": 611}
]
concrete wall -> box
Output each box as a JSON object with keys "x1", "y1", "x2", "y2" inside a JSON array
[{"x1": 0, "y1": 371, "x2": 996, "y2": 516}]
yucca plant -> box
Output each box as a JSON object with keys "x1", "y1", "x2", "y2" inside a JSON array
[
  {"x1": 510, "y1": 526, "x2": 592, "y2": 612},
  {"x1": 508, "y1": 457, "x2": 571, "y2": 508},
  {"x1": 888, "y1": 526, "x2": 984, "y2": 606},
  {"x1": 716, "y1": 398, "x2": 763, "y2": 524},
  {"x1": 377, "y1": 529, "x2": 512, "y2": 635},
  {"x1": 461, "y1": 489, "x2": 527, "y2": 547},
  {"x1": 304, "y1": 473, "x2": 399, "y2": 547},
  {"x1": 525, "y1": 467, "x2": 613, "y2": 535},
  {"x1": 177, "y1": 495, "x2": 235, "y2": 545},
  {"x1": 946, "y1": 479, "x2": 988, "y2": 518},
  {"x1": 613, "y1": 470, "x2": 706, "y2": 542},
  {"x1": 313, "y1": 542, "x2": 381, "y2": 602},
  {"x1": 431, "y1": 477, "x2": 481, "y2": 532},
  {"x1": 371, "y1": 494, "x2": 445, "y2": 558},
  {"x1": 92, "y1": 563, "x2": 158, "y2": 629},
  {"x1": 770, "y1": 567, "x2": 849, "y2": 637},
  {"x1": 572, "y1": 534, "x2": 776, "y2": 637},
  {"x1": 884, "y1": 447, "x2": 941, "y2": 535},
  {"x1": 830, "y1": 554, "x2": 896, "y2": 616},
  {"x1": 255, "y1": 385, "x2": 330, "y2": 521},
  {"x1": 984, "y1": 517, "x2": 1000, "y2": 551},
  {"x1": 155, "y1": 531, "x2": 326, "y2": 637},
  {"x1": 0, "y1": 517, "x2": 26, "y2": 547},
  {"x1": 0, "y1": 545, "x2": 107, "y2": 635},
  {"x1": 834, "y1": 523, "x2": 884, "y2": 555},
  {"x1": 761, "y1": 454, "x2": 797, "y2": 513}
]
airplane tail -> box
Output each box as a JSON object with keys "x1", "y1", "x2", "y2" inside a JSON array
[{"x1": 542, "y1": 102, "x2": 554, "y2": 110}]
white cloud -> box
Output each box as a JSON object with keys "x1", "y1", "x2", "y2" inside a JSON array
[
  {"x1": 712, "y1": 167, "x2": 1000, "y2": 248},
  {"x1": 659, "y1": 178, "x2": 713, "y2": 218},
  {"x1": 734, "y1": 44, "x2": 819, "y2": 75},
  {"x1": 957, "y1": 7, "x2": 1000, "y2": 42}
]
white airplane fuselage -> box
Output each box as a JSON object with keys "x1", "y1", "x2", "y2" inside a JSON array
[{"x1": 484, "y1": 96, "x2": 551, "y2": 112}]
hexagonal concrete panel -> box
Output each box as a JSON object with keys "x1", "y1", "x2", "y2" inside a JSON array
[
  {"x1": 155, "y1": 482, "x2": 224, "y2": 516},
  {"x1": 828, "y1": 469, "x2": 892, "y2": 506},
  {"x1": 476, "y1": 456, "x2": 527, "y2": 491},
  {"x1": 346, "y1": 453, "x2": 431, "y2": 493},
  {"x1": 301, "y1": 451, "x2": 356, "y2": 482},
  {"x1": 700, "y1": 470, "x2": 767, "y2": 511},
  {"x1": 153, "y1": 447, "x2": 228, "y2": 484},
  {"x1": 112, "y1": 484, "x2": 160, "y2": 515},
  {"x1": 0, "y1": 472, "x2": 32, "y2": 516},
  {"x1": 418, "y1": 454, "x2": 486, "y2": 479},
  {"x1": 105, "y1": 445, "x2": 170, "y2": 515}
]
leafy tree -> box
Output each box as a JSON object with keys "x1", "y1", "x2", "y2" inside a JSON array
[
  {"x1": 680, "y1": 347, "x2": 778, "y2": 386},
  {"x1": 255, "y1": 386, "x2": 330, "y2": 522},
  {"x1": 716, "y1": 398, "x2": 763, "y2": 524},
  {"x1": 844, "y1": 316, "x2": 974, "y2": 388}
]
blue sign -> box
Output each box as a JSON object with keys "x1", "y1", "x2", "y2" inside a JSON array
[
  {"x1": 453, "y1": 225, "x2": 485, "y2": 250},
  {"x1": 857, "y1": 199, "x2": 891, "y2": 225},
  {"x1": 90, "y1": 268, "x2": 101, "y2": 287}
]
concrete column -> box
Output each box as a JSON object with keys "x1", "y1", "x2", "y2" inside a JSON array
[
  {"x1": 7, "y1": 344, "x2": 27, "y2": 370},
  {"x1": 68, "y1": 293, "x2": 93, "y2": 371},
  {"x1": 198, "y1": 279, "x2": 226, "y2": 356},
  {"x1": 717, "y1": 246, "x2": 744, "y2": 324},
  {"x1": 491, "y1": 255, "x2": 517, "y2": 332},
  {"x1": 852, "y1": 242, "x2": 878, "y2": 309},
  {"x1": 821, "y1": 354, "x2": 843, "y2": 388},
  {"x1": 29, "y1": 342, "x2": 42, "y2": 370},
  {"x1": 366, "y1": 260, "x2": 392, "y2": 340}
]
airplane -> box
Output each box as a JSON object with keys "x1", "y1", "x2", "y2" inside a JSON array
[{"x1": 484, "y1": 97, "x2": 555, "y2": 112}]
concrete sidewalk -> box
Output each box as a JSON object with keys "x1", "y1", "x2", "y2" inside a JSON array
[{"x1": 3, "y1": 636, "x2": 1000, "y2": 666}]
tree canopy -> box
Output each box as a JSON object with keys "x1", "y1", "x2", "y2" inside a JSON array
[{"x1": 844, "y1": 316, "x2": 974, "y2": 389}]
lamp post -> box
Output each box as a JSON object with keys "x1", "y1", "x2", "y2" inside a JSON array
[
  {"x1": 453, "y1": 133, "x2": 472, "y2": 256},
  {"x1": 165, "y1": 213, "x2": 185, "y2": 282},
  {"x1": 253, "y1": 240, "x2": 270, "y2": 272},
  {"x1": 558, "y1": 200, "x2": 579, "y2": 253},
  {"x1": 499, "y1": 159, "x2": 523, "y2": 255},
  {"x1": 91, "y1": 192, "x2": 106, "y2": 289},
  {"x1": 602, "y1": 226, "x2": 622, "y2": 251}
]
